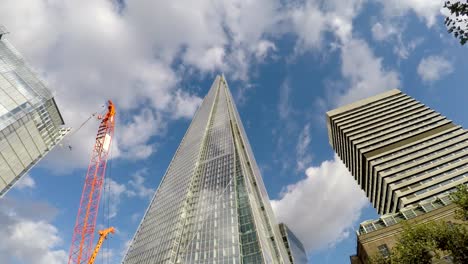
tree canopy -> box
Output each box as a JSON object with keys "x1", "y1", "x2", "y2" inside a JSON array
[
  {"x1": 444, "y1": 1, "x2": 468, "y2": 45},
  {"x1": 371, "y1": 184, "x2": 468, "y2": 264}
]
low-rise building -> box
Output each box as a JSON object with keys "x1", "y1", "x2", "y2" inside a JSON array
[{"x1": 350, "y1": 195, "x2": 462, "y2": 263}]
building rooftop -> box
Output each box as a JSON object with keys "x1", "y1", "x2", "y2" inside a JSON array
[{"x1": 358, "y1": 191, "x2": 457, "y2": 235}]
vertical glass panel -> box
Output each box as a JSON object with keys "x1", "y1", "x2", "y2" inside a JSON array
[
  {"x1": 0, "y1": 153, "x2": 15, "y2": 184},
  {"x1": 0, "y1": 137, "x2": 23, "y2": 177}
]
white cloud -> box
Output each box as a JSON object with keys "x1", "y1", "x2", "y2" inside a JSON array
[
  {"x1": 98, "y1": 248, "x2": 115, "y2": 262},
  {"x1": 289, "y1": 0, "x2": 364, "y2": 51},
  {"x1": 0, "y1": 0, "x2": 396, "y2": 173},
  {"x1": 271, "y1": 155, "x2": 368, "y2": 252},
  {"x1": 0, "y1": 198, "x2": 67, "y2": 264},
  {"x1": 371, "y1": 21, "x2": 424, "y2": 60},
  {"x1": 335, "y1": 38, "x2": 400, "y2": 107},
  {"x1": 0, "y1": 0, "x2": 283, "y2": 172},
  {"x1": 393, "y1": 38, "x2": 424, "y2": 60},
  {"x1": 417, "y1": 55, "x2": 453, "y2": 82},
  {"x1": 255, "y1": 40, "x2": 277, "y2": 61},
  {"x1": 278, "y1": 80, "x2": 292, "y2": 120},
  {"x1": 103, "y1": 169, "x2": 154, "y2": 219},
  {"x1": 130, "y1": 213, "x2": 141, "y2": 223},
  {"x1": 106, "y1": 178, "x2": 127, "y2": 219},
  {"x1": 372, "y1": 22, "x2": 398, "y2": 41},
  {"x1": 15, "y1": 174, "x2": 36, "y2": 190},
  {"x1": 296, "y1": 123, "x2": 313, "y2": 171},
  {"x1": 126, "y1": 169, "x2": 155, "y2": 199},
  {"x1": 171, "y1": 91, "x2": 204, "y2": 119},
  {"x1": 289, "y1": 4, "x2": 327, "y2": 50},
  {"x1": 118, "y1": 108, "x2": 166, "y2": 160},
  {"x1": 377, "y1": 0, "x2": 444, "y2": 27}
]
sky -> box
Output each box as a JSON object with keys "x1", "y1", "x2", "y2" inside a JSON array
[{"x1": 0, "y1": 0, "x2": 467, "y2": 263}]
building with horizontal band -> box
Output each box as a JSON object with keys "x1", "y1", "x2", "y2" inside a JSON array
[{"x1": 327, "y1": 89, "x2": 468, "y2": 215}]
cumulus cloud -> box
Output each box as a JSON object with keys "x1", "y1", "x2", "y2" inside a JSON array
[
  {"x1": 372, "y1": 22, "x2": 398, "y2": 41},
  {"x1": 417, "y1": 55, "x2": 453, "y2": 82},
  {"x1": 15, "y1": 174, "x2": 36, "y2": 190},
  {"x1": 106, "y1": 178, "x2": 127, "y2": 219},
  {"x1": 0, "y1": 0, "x2": 403, "y2": 173},
  {"x1": 285, "y1": 3, "x2": 401, "y2": 110},
  {"x1": 377, "y1": 0, "x2": 444, "y2": 27},
  {"x1": 371, "y1": 21, "x2": 424, "y2": 59},
  {"x1": 103, "y1": 169, "x2": 154, "y2": 219},
  {"x1": 0, "y1": 198, "x2": 66, "y2": 264},
  {"x1": 289, "y1": 0, "x2": 364, "y2": 50},
  {"x1": 126, "y1": 169, "x2": 155, "y2": 199},
  {"x1": 0, "y1": 0, "x2": 284, "y2": 172},
  {"x1": 118, "y1": 108, "x2": 166, "y2": 160},
  {"x1": 335, "y1": 38, "x2": 400, "y2": 107},
  {"x1": 271, "y1": 155, "x2": 368, "y2": 252},
  {"x1": 255, "y1": 40, "x2": 277, "y2": 61}
]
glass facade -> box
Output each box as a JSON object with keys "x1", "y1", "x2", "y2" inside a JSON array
[
  {"x1": 278, "y1": 224, "x2": 307, "y2": 264},
  {"x1": 0, "y1": 26, "x2": 69, "y2": 196},
  {"x1": 123, "y1": 76, "x2": 292, "y2": 264}
]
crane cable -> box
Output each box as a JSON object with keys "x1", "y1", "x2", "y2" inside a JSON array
[
  {"x1": 62, "y1": 107, "x2": 107, "y2": 149},
  {"x1": 100, "y1": 131, "x2": 114, "y2": 264},
  {"x1": 107, "y1": 144, "x2": 114, "y2": 264}
]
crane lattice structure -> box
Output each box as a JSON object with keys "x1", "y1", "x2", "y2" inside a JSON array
[{"x1": 68, "y1": 100, "x2": 116, "y2": 264}]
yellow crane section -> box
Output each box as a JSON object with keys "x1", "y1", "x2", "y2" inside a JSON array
[{"x1": 87, "y1": 227, "x2": 115, "y2": 264}]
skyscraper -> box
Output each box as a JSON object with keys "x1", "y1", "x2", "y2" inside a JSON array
[
  {"x1": 0, "y1": 26, "x2": 69, "y2": 196},
  {"x1": 326, "y1": 89, "x2": 468, "y2": 215},
  {"x1": 279, "y1": 223, "x2": 308, "y2": 264},
  {"x1": 123, "y1": 76, "x2": 295, "y2": 264}
]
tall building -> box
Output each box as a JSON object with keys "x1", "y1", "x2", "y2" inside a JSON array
[
  {"x1": 279, "y1": 223, "x2": 308, "y2": 264},
  {"x1": 326, "y1": 89, "x2": 468, "y2": 215},
  {"x1": 326, "y1": 89, "x2": 468, "y2": 263},
  {"x1": 0, "y1": 26, "x2": 69, "y2": 196},
  {"x1": 123, "y1": 76, "x2": 298, "y2": 264}
]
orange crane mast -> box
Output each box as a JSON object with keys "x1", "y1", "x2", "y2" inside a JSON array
[
  {"x1": 87, "y1": 227, "x2": 115, "y2": 264},
  {"x1": 68, "y1": 100, "x2": 116, "y2": 264}
]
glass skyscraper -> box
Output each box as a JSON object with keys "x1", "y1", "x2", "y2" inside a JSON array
[
  {"x1": 123, "y1": 76, "x2": 296, "y2": 264},
  {"x1": 0, "y1": 26, "x2": 69, "y2": 196},
  {"x1": 278, "y1": 223, "x2": 307, "y2": 264}
]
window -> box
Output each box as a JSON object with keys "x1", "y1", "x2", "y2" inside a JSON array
[{"x1": 378, "y1": 244, "x2": 390, "y2": 258}]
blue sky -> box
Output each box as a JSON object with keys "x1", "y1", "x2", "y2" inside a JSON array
[{"x1": 1, "y1": 0, "x2": 468, "y2": 263}]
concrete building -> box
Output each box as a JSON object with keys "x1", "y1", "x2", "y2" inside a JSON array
[
  {"x1": 326, "y1": 89, "x2": 468, "y2": 215},
  {"x1": 0, "y1": 26, "x2": 69, "y2": 196},
  {"x1": 123, "y1": 76, "x2": 303, "y2": 264},
  {"x1": 279, "y1": 223, "x2": 308, "y2": 264},
  {"x1": 350, "y1": 198, "x2": 460, "y2": 264},
  {"x1": 326, "y1": 89, "x2": 468, "y2": 262}
]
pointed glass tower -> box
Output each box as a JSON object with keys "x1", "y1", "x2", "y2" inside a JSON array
[{"x1": 122, "y1": 76, "x2": 292, "y2": 264}]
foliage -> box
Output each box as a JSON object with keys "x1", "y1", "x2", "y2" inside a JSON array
[
  {"x1": 370, "y1": 185, "x2": 468, "y2": 264},
  {"x1": 435, "y1": 221, "x2": 468, "y2": 263},
  {"x1": 369, "y1": 253, "x2": 391, "y2": 264},
  {"x1": 450, "y1": 184, "x2": 468, "y2": 220},
  {"x1": 390, "y1": 223, "x2": 441, "y2": 264},
  {"x1": 444, "y1": 1, "x2": 468, "y2": 45}
]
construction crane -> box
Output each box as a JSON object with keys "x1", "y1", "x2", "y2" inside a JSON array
[
  {"x1": 87, "y1": 227, "x2": 115, "y2": 264},
  {"x1": 68, "y1": 100, "x2": 116, "y2": 264}
]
